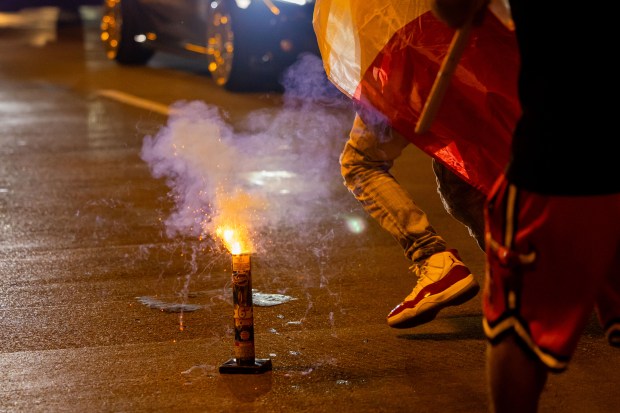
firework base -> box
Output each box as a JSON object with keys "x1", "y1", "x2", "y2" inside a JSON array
[{"x1": 219, "y1": 358, "x2": 272, "y2": 374}]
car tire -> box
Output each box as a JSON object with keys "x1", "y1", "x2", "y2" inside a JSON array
[
  {"x1": 101, "y1": 0, "x2": 154, "y2": 65},
  {"x1": 206, "y1": 1, "x2": 281, "y2": 92}
]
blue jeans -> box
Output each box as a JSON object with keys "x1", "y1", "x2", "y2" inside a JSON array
[
  {"x1": 340, "y1": 114, "x2": 485, "y2": 265},
  {"x1": 340, "y1": 113, "x2": 448, "y2": 265}
]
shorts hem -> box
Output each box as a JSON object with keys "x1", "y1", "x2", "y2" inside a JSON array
[{"x1": 483, "y1": 315, "x2": 568, "y2": 372}]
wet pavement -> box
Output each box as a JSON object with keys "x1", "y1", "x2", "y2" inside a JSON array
[{"x1": 0, "y1": 7, "x2": 618, "y2": 413}]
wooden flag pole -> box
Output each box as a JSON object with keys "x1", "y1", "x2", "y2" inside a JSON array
[{"x1": 415, "y1": 24, "x2": 472, "y2": 134}]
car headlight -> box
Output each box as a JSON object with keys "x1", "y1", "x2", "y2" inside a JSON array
[
  {"x1": 234, "y1": 0, "x2": 251, "y2": 9},
  {"x1": 272, "y1": 0, "x2": 314, "y2": 5},
  {"x1": 234, "y1": 0, "x2": 313, "y2": 9}
]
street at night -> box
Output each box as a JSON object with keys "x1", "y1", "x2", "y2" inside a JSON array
[{"x1": 0, "y1": 6, "x2": 618, "y2": 412}]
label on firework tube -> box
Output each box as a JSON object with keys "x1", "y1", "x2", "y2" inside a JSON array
[{"x1": 231, "y1": 254, "x2": 255, "y2": 365}]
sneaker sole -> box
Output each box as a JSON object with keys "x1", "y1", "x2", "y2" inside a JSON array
[{"x1": 387, "y1": 275, "x2": 480, "y2": 329}]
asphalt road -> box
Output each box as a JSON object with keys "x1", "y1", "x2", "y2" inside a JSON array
[{"x1": 0, "y1": 7, "x2": 618, "y2": 413}]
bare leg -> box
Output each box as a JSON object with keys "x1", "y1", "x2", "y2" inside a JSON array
[{"x1": 486, "y1": 335, "x2": 548, "y2": 413}]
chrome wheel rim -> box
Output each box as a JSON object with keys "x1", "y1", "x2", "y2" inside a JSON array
[
  {"x1": 100, "y1": 0, "x2": 122, "y2": 60},
  {"x1": 206, "y1": 2, "x2": 234, "y2": 86}
]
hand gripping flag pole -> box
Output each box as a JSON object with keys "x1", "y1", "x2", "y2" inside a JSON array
[{"x1": 414, "y1": 0, "x2": 515, "y2": 134}]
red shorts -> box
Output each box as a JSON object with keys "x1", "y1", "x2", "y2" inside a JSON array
[{"x1": 482, "y1": 174, "x2": 620, "y2": 371}]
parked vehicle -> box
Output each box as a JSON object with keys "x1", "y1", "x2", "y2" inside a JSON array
[
  {"x1": 0, "y1": 0, "x2": 100, "y2": 11},
  {"x1": 100, "y1": 0, "x2": 320, "y2": 92},
  {"x1": 0, "y1": 0, "x2": 101, "y2": 25}
]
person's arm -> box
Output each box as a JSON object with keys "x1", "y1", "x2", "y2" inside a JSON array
[{"x1": 430, "y1": 0, "x2": 490, "y2": 28}]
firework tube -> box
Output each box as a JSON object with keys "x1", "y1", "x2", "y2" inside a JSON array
[
  {"x1": 219, "y1": 253, "x2": 271, "y2": 374},
  {"x1": 231, "y1": 253, "x2": 255, "y2": 365}
]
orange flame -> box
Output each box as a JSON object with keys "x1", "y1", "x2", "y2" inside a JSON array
[
  {"x1": 215, "y1": 224, "x2": 252, "y2": 255},
  {"x1": 210, "y1": 188, "x2": 263, "y2": 255}
]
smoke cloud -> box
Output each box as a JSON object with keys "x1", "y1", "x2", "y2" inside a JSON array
[{"x1": 140, "y1": 53, "x2": 354, "y2": 253}]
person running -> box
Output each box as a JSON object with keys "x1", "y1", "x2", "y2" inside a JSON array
[
  {"x1": 341, "y1": 112, "x2": 485, "y2": 329},
  {"x1": 431, "y1": 0, "x2": 620, "y2": 411}
]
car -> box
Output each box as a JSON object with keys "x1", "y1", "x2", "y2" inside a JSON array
[
  {"x1": 0, "y1": 0, "x2": 101, "y2": 11},
  {"x1": 99, "y1": 0, "x2": 320, "y2": 92},
  {"x1": 0, "y1": 0, "x2": 102, "y2": 24}
]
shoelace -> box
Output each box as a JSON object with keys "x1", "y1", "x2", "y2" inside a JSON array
[
  {"x1": 408, "y1": 261, "x2": 430, "y2": 297},
  {"x1": 409, "y1": 262, "x2": 425, "y2": 279}
]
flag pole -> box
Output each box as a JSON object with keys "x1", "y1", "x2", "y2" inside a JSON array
[{"x1": 415, "y1": 24, "x2": 472, "y2": 134}]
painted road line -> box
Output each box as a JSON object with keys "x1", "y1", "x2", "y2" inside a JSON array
[{"x1": 95, "y1": 89, "x2": 171, "y2": 116}]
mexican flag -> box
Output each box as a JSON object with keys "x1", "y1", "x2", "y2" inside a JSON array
[{"x1": 313, "y1": 0, "x2": 520, "y2": 194}]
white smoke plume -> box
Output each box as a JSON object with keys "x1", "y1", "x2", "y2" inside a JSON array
[{"x1": 140, "y1": 54, "x2": 354, "y2": 253}]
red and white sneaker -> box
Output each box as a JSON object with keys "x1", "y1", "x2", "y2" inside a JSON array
[{"x1": 387, "y1": 249, "x2": 479, "y2": 329}]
